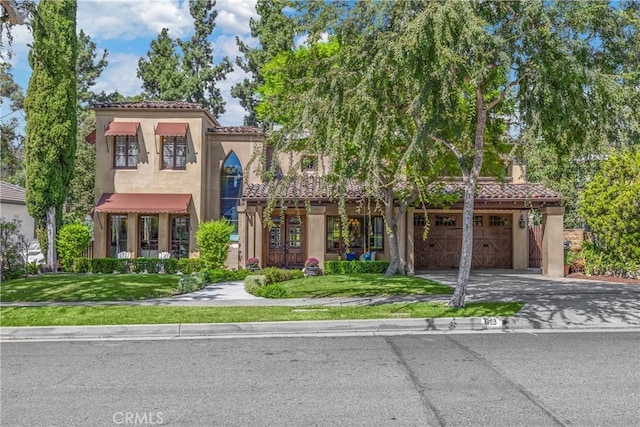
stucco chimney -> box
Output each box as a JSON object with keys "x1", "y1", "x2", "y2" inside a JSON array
[{"x1": 509, "y1": 163, "x2": 527, "y2": 184}]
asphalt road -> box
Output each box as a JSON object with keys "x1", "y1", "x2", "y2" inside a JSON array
[{"x1": 1, "y1": 331, "x2": 639, "y2": 426}]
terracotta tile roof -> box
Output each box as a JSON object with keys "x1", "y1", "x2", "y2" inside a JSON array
[
  {"x1": 0, "y1": 181, "x2": 26, "y2": 204},
  {"x1": 243, "y1": 177, "x2": 562, "y2": 204},
  {"x1": 243, "y1": 177, "x2": 364, "y2": 201},
  {"x1": 442, "y1": 181, "x2": 562, "y2": 202},
  {"x1": 94, "y1": 101, "x2": 206, "y2": 110},
  {"x1": 208, "y1": 126, "x2": 264, "y2": 134}
]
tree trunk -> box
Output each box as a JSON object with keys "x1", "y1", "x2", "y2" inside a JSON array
[
  {"x1": 449, "y1": 178, "x2": 475, "y2": 306},
  {"x1": 385, "y1": 191, "x2": 401, "y2": 276},
  {"x1": 46, "y1": 206, "x2": 57, "y2": 272},
  {"x1": 448, "y1": 87, "x2": 487, "y2": 307}
]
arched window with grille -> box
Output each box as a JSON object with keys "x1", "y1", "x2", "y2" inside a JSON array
[{"x1": 220, "y1": 151, "x2": 243, "y2": 241}]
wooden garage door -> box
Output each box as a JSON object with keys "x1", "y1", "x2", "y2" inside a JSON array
[
  {"x1": 414, "y1": 214, "x2": 461, "y2": 269},
  {"x1": 414, "y1": 213, "x2": 512, "y2": 269},
  {"x1": 472, "y1": 214, "x2": 512, "y2": 269}
]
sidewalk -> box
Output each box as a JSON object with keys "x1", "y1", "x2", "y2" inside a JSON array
[{"x1": 2, "y1": 270, "x2": 640, "y2": 340}]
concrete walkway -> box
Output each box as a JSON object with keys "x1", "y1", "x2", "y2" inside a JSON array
[{"x1": 2, "y1": 270, "x2": 640, "y2": 339}]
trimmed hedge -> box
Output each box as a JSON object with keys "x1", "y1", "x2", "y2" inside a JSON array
[
  {"x1": 72, "y1": 258, "x2": 179, "y2": 274},
  {"x1": 243, "y1": 268, "x2": 303, "y2": 297},
  {"x1": 324, "y1": 260, "x2": 391, "y2": 275},
  {"x1": 176, "y1": 272, "x2": 207, "y2": 294}
]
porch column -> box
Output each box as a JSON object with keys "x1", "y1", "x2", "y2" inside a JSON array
[
  {"x1": 512, "y1": 210, "x2": 529, "y2": 270},
  {"x1": 93, "y1": 212, "x2": 107, "y2": 258},
  {"x1": 541, "y1": 206, "x2": 565, "y2": 277},
  {"x1": 307, "y1": 206, "x2": 326, "y2": 268},
  {"x1": 255, "y1": 206, "x2": 264, "y2": 267},
  {"x1": 158, "y1": 213, "x2": 170, "y2": 253},
  {"x1": 127, "y1": 212, "x2": 137, "y2": 257},
  {"x1": 406, "y1": 208, "x2": 415, "y2": 275},
  {"x1": 236, "y1": 204, "x2": 248, "y2": 269}
]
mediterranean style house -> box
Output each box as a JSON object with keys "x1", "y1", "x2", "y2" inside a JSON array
[{"x1": 90, "y1": 101, "x2": 566, "y2": 276}]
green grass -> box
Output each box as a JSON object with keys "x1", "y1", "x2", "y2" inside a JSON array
[
  {"x1": 276, "y1": 274, "x2": 452, "y2": 298},
  {"x1": 0, "y1": 274, "x2": 180, "y2": 302},
  {"x1": 0, "y1": 302, "x2": 524, "y2": 327}
]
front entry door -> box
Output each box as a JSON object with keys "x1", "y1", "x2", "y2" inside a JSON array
[{"x1": 267, "y1": 215, "x2": 304, "y2": 268}]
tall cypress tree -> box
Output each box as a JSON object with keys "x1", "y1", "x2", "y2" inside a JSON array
[{"x1": 24, "y1": 0, "x2": 77, "y2": 269}]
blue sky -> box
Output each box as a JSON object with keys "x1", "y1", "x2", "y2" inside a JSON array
[{"x1": 4, "y1": 0, "x2": 259, "y2": 126}]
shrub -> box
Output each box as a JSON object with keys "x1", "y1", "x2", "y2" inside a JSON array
[
  {"x1": 261, "y1": 267, "x2": 304, "y2": 284},
  {"x1": 176, "y1": 258, "x2": 206, "y2": 274},
  {"x1": 131, "y1": 257, "x2": 161, "y2": 273},
  {"x1": 254, "y1": 283, "x2": 290, "y2": 298},
  {"x1": 324, "y1": 260, "x2": 391, "y2": 274},
  {"x1": 0, "y1": 218, "x2": 26, "y2": 280},
  {"x1": 195, "y1": 219, "x2": 235, "y2": 269},
  {"x1": 176, "y1": 272, "x2": 206, "y2": 294},
  {"x1": 72, "y1": 257, "x2": 91, "y2": 273},
  {"x1": 204, "y1": 268, "x2": 245, "y2": 283},
  {"x1": 244, "y1": 275, "x2": 267, "y2": 294},
  {"x1": 24, "y1": 262, "x2": 40, "y2": 275},
  {"x1": 246, "y1": 257, "x2": 260, "y2": 268},
  {"x1": 57, "y1": 223, "x2": 92, "y2": 271},
  {"x1": 305, "y1": 257, "x2": 319, "y2": 267}
]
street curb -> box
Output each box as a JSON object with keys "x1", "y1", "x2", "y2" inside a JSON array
[{"x1": 2, "y1": 316, "x2": 637, "y2": 340}]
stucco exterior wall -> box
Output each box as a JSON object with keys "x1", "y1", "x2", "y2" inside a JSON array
[
  {"x1": 0, "y1": 202, "x2": 36, "y2": 241},
  {"x1": 93, "y1": 109, "x2": 214, "y2": 258}
]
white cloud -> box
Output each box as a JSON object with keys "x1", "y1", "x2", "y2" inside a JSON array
[
  {"x1": 2, "y1": 24, "x2": 32, "y2": 73},
  {"x1": 215, "y1": 0, "x2": 257, "y2": 35},
  {"x1": 77, "y1": 0, "x2": 193, "y2": 41},
  {"x1": 218, "y1": 65, "x2": 251, "y2": 126},
  {"x1": 93, "y1": 53, "x2": 143, "y2": 97}
]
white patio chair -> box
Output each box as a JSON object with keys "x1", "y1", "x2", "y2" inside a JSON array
[
  {"x1": 117, "y1": 251, "x2": 131, "y2": 259},
  {"x1": 158, "y1": 251, "x2": 171, "y2": 259}
]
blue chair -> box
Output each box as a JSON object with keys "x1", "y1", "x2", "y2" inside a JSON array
[{"x1": 345, "y1": 252, "x2": 356, "y2": 261}]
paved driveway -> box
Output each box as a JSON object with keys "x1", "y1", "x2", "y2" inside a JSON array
[{"x1": 417, "y1": 269, "x2": 640, "y2": 329}]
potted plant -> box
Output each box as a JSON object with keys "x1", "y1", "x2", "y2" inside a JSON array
[
  {"x1": 304, "y1": 257, "x2": 320, "y2": 276},
  {"x1": 246, "y1": 257, "x2": 260, "y2": 271}
]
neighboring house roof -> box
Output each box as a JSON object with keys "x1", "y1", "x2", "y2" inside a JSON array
[
  {"x1": 93, "y1": 101, "x2": 219, "y2": 126},
  {"x1": 0, "y1": 181, "x2": 26, "y2": 205},
  {"x1": 243, "y1": 177, "x2": 562, "y2": 207}
]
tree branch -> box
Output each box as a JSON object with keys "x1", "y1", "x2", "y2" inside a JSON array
[{"x1": 487, "y1": 71, "x2": 528, "y2": 111}]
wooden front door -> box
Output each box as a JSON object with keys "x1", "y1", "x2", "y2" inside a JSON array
[{"x1": 266, "y1": 215, "x2": 305, "y2": 268}]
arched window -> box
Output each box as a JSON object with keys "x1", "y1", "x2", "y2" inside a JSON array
[{"x1": 221, "y1": 151, "x2": 243, "y2": 241}]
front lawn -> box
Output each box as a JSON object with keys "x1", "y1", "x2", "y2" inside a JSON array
[
  {"x1": 0, "y1": 302, "x2": 524, "y2": 326},
  {"x1": 275, "y1": 274, "x2": 452, "y2": 298},
  {"x1": 0, "y1": 274, "x2": 180, "y2": 302}
]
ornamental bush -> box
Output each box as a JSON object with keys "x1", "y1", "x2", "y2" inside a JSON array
[
  {"x1": 195, "y1": 219, "x2": 235, "y2": 269},
  {"x1": 57, "y1": 223, "x2": 92, "y2": 271},
  {"x1": 579, "y1": 150, "x2": 640, "y2": 276}
]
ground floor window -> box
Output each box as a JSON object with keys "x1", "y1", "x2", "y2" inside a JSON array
[
  {"x1": 326, "y1": 216, "x2": 384, "y2": 252},
  {"x1": 139, "y1": 215, "x2": 159, "y2": 257},
  {"x1": 171, "y1": 216, "x2": 190, "y2": 258},
  {"x1": 109, "y1": 214, "x2": 128, "y2": 257}
]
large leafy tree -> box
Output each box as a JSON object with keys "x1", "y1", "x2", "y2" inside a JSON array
[
  {"x1": 232, "y1": 0, "x2": 297, "y2": 126},
  {"x1": 24, "y1": 0, "x2": 77, "y2": 269},
  {"x1": 257, "y1": 0, "x2": 638, "y2": 306},
  {"x1": 137, "y1": 0, "x2": 231, "y2": 118}
]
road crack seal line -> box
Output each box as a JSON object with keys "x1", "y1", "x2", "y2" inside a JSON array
[
  {"x1": 445, "y1": 336, "x2": 567, "y2": 427},
  {"x1": 383, "y1": 337, "x2": 447, "y2": 427}
]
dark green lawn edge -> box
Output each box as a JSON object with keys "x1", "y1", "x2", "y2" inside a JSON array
[{"x1": 0, "y1": 302, "x2": 524, "y2": 327}]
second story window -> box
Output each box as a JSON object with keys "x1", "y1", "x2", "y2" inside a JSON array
[
  {"x1": 114, "y1": 135, "x2": 138, "y2": 169},
  {"x1": 162, "y1": 136, "x2": 187, "y2": 170},
  {"x1": 301, "y1": 156, "x2": 317, "y2": 171}
]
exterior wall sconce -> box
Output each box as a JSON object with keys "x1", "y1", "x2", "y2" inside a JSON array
[{"x1": 519, "y1": 214, "x2": 526, "y2": 229}]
